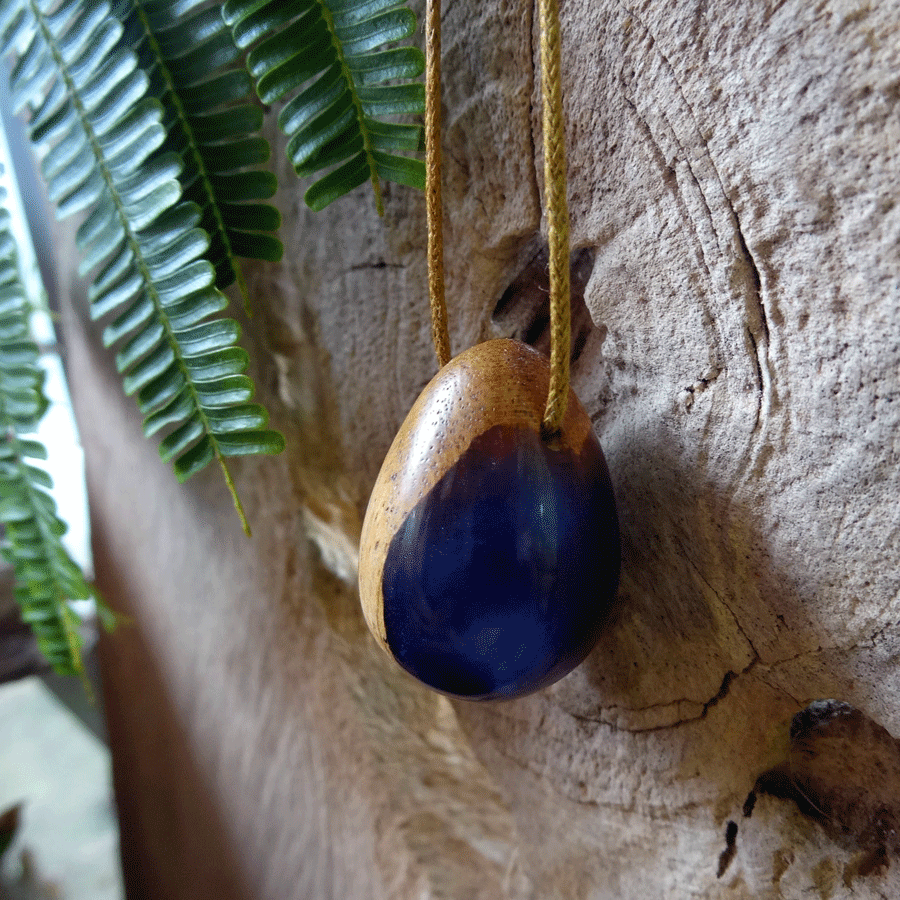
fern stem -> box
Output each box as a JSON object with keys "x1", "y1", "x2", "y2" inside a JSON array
[
  {"x1": 221, "y1": 457, "x2": 251, "y2": 536},
  {"x1": 29, "y1": 0, "x2": 250, "y2": 533},
  {"x1": 317, "y1": 0, "x2": 385, "y2": 217},
  {"x1": 61, "y1": 602, "x2": 93, "y2": 696},
  {"x1": 129, "y1": 0, "x2": 252, "y2": 315}
]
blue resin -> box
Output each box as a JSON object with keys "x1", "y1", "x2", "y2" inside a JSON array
[{"x1": 382, "y1": 425, "x2": 620, "y2": 700}]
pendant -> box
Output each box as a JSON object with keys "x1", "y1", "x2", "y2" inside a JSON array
[{"x1": 359, "y1": 339, "x2": 620, "y2": 700}]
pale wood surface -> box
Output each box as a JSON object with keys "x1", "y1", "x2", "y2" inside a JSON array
[{"x1": 55, "y1": 1, "x2": 900, "y2": 898}]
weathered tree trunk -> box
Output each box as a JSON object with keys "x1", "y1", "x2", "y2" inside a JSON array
[{"x1": 56, "y1": 1, "x2": 900, "y2": 898}]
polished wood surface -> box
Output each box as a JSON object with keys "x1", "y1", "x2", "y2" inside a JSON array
[{"x1": 358, "y1": 339, "x2": 613, "y2": 681}]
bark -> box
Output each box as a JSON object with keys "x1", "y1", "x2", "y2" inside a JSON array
[{"x1": 55, "y1": 1, "x2": 900, "y2": 898}]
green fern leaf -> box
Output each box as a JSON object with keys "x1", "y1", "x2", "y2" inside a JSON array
[
  {"x1": 0, "y1": 189, "x2": 92, "y2": 676},
  {"x1": 1, "y1": 0, "x2": 285, "y2": 535},
  {"x1": 223, "y1": 0, "x2": 426, "y2": 213},
  {"x1": 113, "y1": 0, "x2": 284, "y2": 301}
]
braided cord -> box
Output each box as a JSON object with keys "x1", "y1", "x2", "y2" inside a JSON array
[
  {"x1": 537, "y1": 0, "x2": 572, "y2": 434},
  {"x1": 425, "y1": 0, "x2": 450, "y2": 368}
]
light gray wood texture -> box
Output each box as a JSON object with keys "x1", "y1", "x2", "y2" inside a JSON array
[{"x1": 55, "y1": 1, "x2": 900, "y2": 897}]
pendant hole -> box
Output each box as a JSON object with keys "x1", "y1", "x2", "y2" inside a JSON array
[
  {"x1": 539, "y1": 425, "x2": 564, "y2": 449},
  {"x1": 492, "y1": 246, "x2": 595, "y2": 364}
]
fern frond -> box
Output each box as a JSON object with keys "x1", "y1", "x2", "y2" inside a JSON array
[
  {"x1": 114, "y1": 0, "x2": 283, "y2": 302},
  {"x1": 0, "y1": 194, "x2": 91, "y2": 676},
  {"x1": 1, "y1": 0, "x2": 285, "y2": 534},
  {"x1": 223, "y1": 0, "x2": 426, "y2": 213}
]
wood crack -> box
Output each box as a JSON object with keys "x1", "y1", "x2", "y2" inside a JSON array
[
  {"x1": 726, "y1": 192, "x2": 771, "y2": 430},
  {"x1": 726, "y1": 196, "x2": 770, "y2": 344},
  {"x1": 348, "y1": 260, "x2": 404, "y2": 271},
  {"x1": 683, "y1": 549, "x2": 760, "y2": 660},
  {"x1": 745, "y1": 328, "x2": 765, "y2": 431},
  {"x1": 567, "y1": 657, "x2": 759, "y2": 734}
]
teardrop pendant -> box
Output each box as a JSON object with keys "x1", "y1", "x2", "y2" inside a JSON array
[{"x1": 359, "y1": 339, "x2": 620, "y2": 700}]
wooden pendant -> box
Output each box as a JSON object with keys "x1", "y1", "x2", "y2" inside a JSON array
[{"x1": 359, "y1": 339, "x2": 620, "y2": 701}]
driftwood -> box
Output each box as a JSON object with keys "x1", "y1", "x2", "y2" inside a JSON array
[{"x1": 51, "y1": 1, "x2": 900, "y2": 897}]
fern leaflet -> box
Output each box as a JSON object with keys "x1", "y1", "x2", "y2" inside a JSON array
[
  {"x1": 0, "y1": 0, "x2": 285, "y2": 534},
  {"x1": 223, "y1": 0, "x2": 426, "y2": 213},
  {"x1": 0, "y1": 186, "x2": 91, "y2": 676},
  {"x1": 114, "y1": 0, "x2": 283, "y2": 305}
]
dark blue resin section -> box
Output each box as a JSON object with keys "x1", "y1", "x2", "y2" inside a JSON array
[{"x1": 382, "y1": 425, "x2": 620, "y2": 701}]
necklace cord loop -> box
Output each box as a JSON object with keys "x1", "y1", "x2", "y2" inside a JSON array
[{"x1": 425, "y1": 0, "x2": 572, "y2": 430}]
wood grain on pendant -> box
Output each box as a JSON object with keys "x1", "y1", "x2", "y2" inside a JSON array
[{"x1": 359, "y1": 339, "x2": 620, "y2": 701}]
